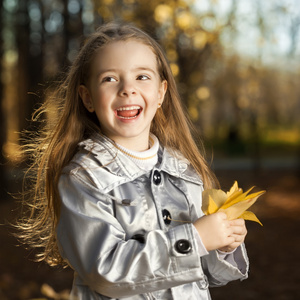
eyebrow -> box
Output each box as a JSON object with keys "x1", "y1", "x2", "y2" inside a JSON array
[
  {"x1": 96, "y1": 69, "x2": 116, "y2": 78},
  {"x1": 96, "y1": 66, "x2": 156, "y2": 78},
  {"x1": 133, "y1": 67, "x2": 156, "y2": 74}
]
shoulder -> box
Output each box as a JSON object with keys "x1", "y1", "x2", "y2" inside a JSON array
[{"x1": 60, "y1": 134, "x2": 146, "y2": 193}]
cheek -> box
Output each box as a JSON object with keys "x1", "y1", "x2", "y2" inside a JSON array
[
  {"x1": 91, "y1": 89, "x2": 109, "y2": 107},
  {"x1": 145, "y1": 85, "x2": 161, "y2": 99}
]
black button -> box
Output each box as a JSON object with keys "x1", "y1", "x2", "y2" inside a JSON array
[
  {"x1": 153, "y1": 170, "x2": 161, "y2": 185},
  {"x1": 162, "y1": 209, "x2": 172, "y2": 225},
  {"x1": 175, "y1": 239, "x2": 192, "y2": 254}
]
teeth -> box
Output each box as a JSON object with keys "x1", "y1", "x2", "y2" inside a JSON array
[
  {"x1": 118, "y1": 116, "x2": 137, "y2": 119},
  {"x1": 117, "y1": 106, "x2": 141, "y2": 111}
]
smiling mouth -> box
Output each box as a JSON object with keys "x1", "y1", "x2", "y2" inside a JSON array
[{"x1": 116, "y1": 106, "x2": 142, "y2": 119}]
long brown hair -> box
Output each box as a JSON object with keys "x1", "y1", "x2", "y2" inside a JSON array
[{"x1": 17, "y1": 22, "x2": 218, "y2": 267}]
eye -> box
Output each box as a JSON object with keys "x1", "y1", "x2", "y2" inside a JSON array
[
  {"x1": 137, "y1": 74, "x2": 150, "y2": 80},
  {"x1": 102, "y1": 76, "x2": 117, "y2": 82}
]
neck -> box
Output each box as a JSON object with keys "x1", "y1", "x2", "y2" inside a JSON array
[
  {"x1": 113, "y1": 136, "x2": 150, "y2": 152},
  {"x1": 114, "y1": 133, "x2": 159, "y2": 171}
]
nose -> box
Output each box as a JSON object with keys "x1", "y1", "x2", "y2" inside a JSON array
[{"x1": 119, "y1": 79, "x2": 136, "y2": 97}]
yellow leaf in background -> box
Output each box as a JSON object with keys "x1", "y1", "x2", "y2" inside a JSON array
[
  {"x1": 40, "y1": 283, "x2": 70, "y2": 300},
  {"x1": 41, "y1": 283, "x2": 57, "y2": 298},
  {"x1": 170, "y1": 63, "x2": 179, "y2": 77},
  {"x1": 196, "y1": 86, "x2": 210, "y2": 101},
  {"x1": 202, "y1": 181, "x2": 265, "y2": 225},
  {"x1": 154, "y1": 4, "x2": 172, "y2": 23},
  {"x1": 176, "y1": 11, "x2": 193, "y2": 29},
  {"x1": 193, "y1": 31, "x2": 208, "y2": 49}
]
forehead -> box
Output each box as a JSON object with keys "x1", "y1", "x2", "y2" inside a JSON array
[{"x1": 91, "y1": 40, "x2": 159, "y2": 73}]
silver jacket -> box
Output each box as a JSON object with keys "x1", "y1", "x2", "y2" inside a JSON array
[{"x1": 57, "y1": 134, "x2": 249, "y2": 300}]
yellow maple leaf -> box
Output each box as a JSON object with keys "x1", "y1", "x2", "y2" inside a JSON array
[
  {"x1": 240, "y1": 211, "x2": 263, "y2": 226},
  {"x1": 202, "y1": 181, "x2": 265, "y2": 226},
  {"x1": 207, "y1": 195, "x2": 219, "y2": 214}
]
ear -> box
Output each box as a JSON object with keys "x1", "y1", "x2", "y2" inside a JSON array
[
  {"x1": 158, "y1": 80, "x2": 168, "y2": 104},
  {"x1": 79, "y1": 85, "x2": 94, "y2": 113}
]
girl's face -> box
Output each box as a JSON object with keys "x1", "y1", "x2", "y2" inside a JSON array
[{"x1": 79, "y1": 40, "x2": 167, "y2": 151}]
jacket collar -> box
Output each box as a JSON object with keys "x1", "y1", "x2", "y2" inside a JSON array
[{"x1": 78, "y1": 133, "x2": 202, "y2": 185}]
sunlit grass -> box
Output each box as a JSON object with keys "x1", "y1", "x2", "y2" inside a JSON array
[{"x1": 264, "y1": 128, "x2": 300, "y2": 145}]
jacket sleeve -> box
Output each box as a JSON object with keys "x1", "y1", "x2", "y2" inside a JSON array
[
  {"x1": 188, "y1": 179, "x2": 249, "y2": 287},
  {"x1": 201, "y1": 245, "x2": 249, "y2": 287},
  {"x1": 56, "y1": 169, "x2": 208, "y2": 298}
]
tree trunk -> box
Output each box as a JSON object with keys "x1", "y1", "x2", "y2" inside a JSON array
[
  {"x1": 0, "y1": 0, "x2": 7, "y2": 198},
  {"x1": 16, "y1": 0, "x2": 31, "y2": 133},
  {"x1": 17, "y1": 0, "x2": 44, "y2": 133}
]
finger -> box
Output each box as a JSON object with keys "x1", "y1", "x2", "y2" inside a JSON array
[
  {"x1": 231, "y1": 225, "x2": 247, "y2": 235},
  {"x1": 230, "y1": 218, "x2": 245, "y2": 226},
  {"x1": 230, "y1": 233, "x2": 246, "y2": 243},
  {"x1": 227, "y1": 235, "x2": 236, "y2": 245}
]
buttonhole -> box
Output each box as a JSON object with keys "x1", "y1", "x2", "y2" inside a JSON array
[{"x1": 166, "y1": 216, "x2": 191, "y2": 223}]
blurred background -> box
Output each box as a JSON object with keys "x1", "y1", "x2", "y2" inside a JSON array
[{"x1": 0, "y1": 0, "x2": 299, "y2": 299}]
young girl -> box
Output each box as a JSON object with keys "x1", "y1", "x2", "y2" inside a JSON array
[{"x1": 19, "y1": 22, "x2": 249, "y2": 299}]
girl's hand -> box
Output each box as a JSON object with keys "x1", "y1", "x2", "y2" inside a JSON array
[
  {"x1": 218, "y1": 218, "x2": 247, "y2": 253},
  {"x1": 193, "y1": 212, "x2": 235, "y2": 251}
]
